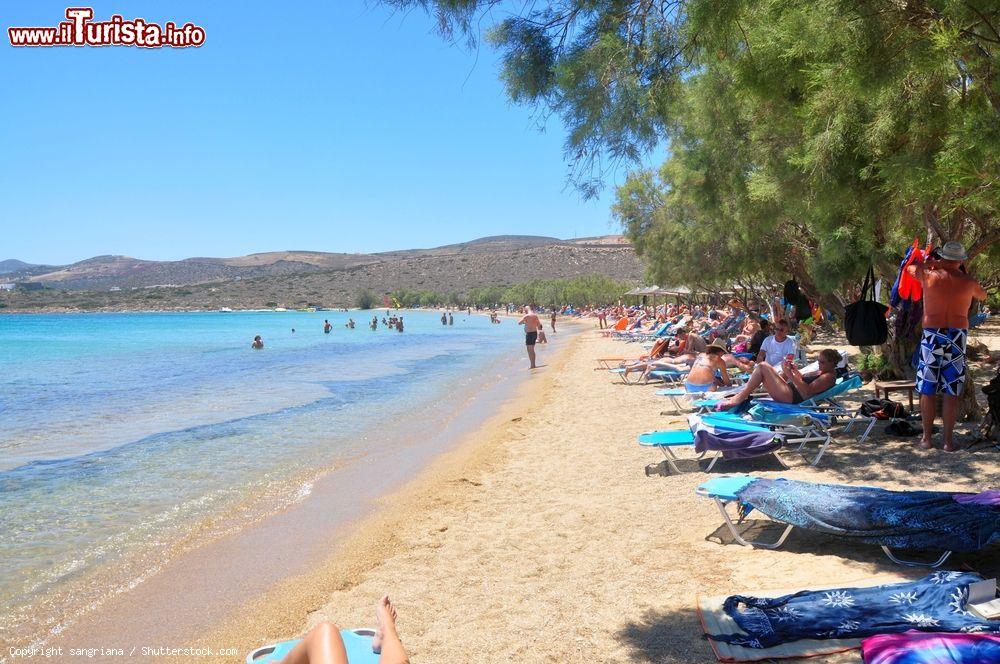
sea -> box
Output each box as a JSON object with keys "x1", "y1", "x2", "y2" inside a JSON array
[{"x1": 0, "y1": 310, "x2": 526, "y2": 648}]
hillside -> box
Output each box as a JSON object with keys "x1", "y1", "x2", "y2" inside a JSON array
[
  {"x1": 0, "y1": 259, "x2": 55, "y2": 278},
  {"x1": 2, "y1": 237, "x2": 643, "y2": 312},
  {"x1": 16, "y1": 235, "x2": 634, "y2": 292}
]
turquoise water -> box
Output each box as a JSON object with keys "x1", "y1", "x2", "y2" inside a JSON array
[{"x1": 0, "y1": 310, "x2": 522, "y2": 644}]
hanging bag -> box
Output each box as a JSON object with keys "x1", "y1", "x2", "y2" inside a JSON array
[{"x1": 844, "y1": 266, "x2": 889, "y2": 346}]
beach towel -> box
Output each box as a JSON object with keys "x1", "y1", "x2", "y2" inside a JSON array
[
  {"x1": 711, "y1": 572, "x2": 1000, "y2": 649},
  {"x1": 861, "y1": 631, "x2": 1000, "y2": 663},
  {"x1": 735, "y1": 479, "x2": 1000, "y2": 553},
  {"x1": 698, "y1": 574, "x2": 916, "y2": 662},
  {"x1": 694, "y1": 429, "x2": 784, "y2": 460}
]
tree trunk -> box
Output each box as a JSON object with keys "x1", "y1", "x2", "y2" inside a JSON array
[{"x1": 882, "y1": 303, "x2": 922, "y2": 381}]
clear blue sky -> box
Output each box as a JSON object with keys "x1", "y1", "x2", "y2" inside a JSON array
[{"x1": 1, "y1": 1, "x2": 656, "y2": 265}]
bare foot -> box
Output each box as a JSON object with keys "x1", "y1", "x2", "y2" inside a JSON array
[
  {"x1": 943, "y1": 442, "x2": 956, "y2": 452},
  {"x1": 372, "y1": 595, "x2": 398, "y2": 654},
  {"x1": 918, "y1": 438, "x2": 933, "y2": 450}
]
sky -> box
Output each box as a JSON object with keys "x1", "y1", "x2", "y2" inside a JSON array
[{"x1": 1, "y1": 1, "x2": 661, "y2": 265}]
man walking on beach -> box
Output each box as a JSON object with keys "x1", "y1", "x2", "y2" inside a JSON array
[
  {"x1": 518, "y1": 306, "x2": 543, "y2": 369},
  {"x1": 907, "y1": 241, "x2": 988, "y2": 451}
]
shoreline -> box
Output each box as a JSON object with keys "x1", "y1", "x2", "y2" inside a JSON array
[
  {"x1": 33, "y1": 323, "x2": 575, "y2": 661},
  {"x1": 195, "y1": 325, "x2": 997, "y2": 663},
  {"x1": 190, "y1": 326, "x2": 583, "y2": 660}
]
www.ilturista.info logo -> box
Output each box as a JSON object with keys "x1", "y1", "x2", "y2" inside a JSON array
[{"x1": 8, "y1": 8, "x2": 205, "y2": 48}]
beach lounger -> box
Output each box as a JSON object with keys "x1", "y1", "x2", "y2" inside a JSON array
[
  {"x1": 247, "y1": 629, "x2": 378, "y2": 664},
  {"x1": 689, "y1": 373, "x2": 875, "y2": 444},
  {"x1": 638, "y1": 415, "x2": 801, "y2": 473},
  {"x1": 696, "y1": 476, "x2": 1000, "y2": 566},
  {"x1": 609, "y1": 367, "x2": 684, "y2": 384}
]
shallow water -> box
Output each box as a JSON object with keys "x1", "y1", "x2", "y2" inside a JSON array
[{"x1": 0, "y1": 310, "x2": 522, "y2": 645}]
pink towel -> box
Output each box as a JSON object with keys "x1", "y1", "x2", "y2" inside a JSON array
[{"x1": 862, "y1": 631, "x2": 1000, "y2": 663}]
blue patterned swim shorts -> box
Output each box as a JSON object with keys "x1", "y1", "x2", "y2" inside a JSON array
[{"x1": 915, "y1": 328, "x2": 967, "y2": 396}]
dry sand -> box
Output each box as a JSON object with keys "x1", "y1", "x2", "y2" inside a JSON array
[{"x1": 197, "y1": 322, "x2": 1000, "y2": 663}]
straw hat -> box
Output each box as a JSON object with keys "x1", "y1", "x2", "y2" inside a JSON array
[
  {"x1": 707, "y1": 338, "x2": 729, "y2": 354},
  {"x1": 938, "y1": 241, "x2": 968, "y2": 261}
]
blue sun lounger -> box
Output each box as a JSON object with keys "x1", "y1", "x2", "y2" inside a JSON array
[
  {"x1": 689, "y1": 374, "x2": 875, "y2": 443},
  {"x1": 656, "y1": 373, "x2": 752, "y2": 412},
  {"x1": 637, "y1": 414, "x2": 817, "y2": 473},
  {"x1": 640, "y1": 410, "x2": 832, "y2": 472},
  {"x1": 609, "y1": 367, "x2": 684, "y2": 384},
  {"x1": 247, "y1": 629, "x2": 377, "y2": 664},
  {"x1": 695, "y1": 476, "x2": 1000, "y2": 567}
]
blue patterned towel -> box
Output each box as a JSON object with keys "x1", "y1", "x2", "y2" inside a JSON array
[
  {"x1": 736, "y1": 479, "x2": 1000, "y2": 552},
  {"x1": 714, "y1": 572, "x2": 1000, "y2": 649}
]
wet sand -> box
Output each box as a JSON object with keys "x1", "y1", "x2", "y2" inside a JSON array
[
  {"x1": 187, "y1": 322, "x2": 999, "y2": 662},
  {"x1": 35, "y1": 324, "x2": 574, "y2": 661}
]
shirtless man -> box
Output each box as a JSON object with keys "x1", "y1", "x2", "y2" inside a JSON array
[
  {"x1": 518, "y1": 306, "x2": 543, "y2": 369},
  {"x1": 906, "y1": 241, "x2": 988, "y2": 451}
]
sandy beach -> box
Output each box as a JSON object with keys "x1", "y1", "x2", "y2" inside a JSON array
[{"x1": 187, "y1": 322, "x2": 1000, "y2": 663}]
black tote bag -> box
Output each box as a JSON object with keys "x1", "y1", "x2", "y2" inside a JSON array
[{"x1": 844, "y1": 266, "x2": 889, "y2": 346}]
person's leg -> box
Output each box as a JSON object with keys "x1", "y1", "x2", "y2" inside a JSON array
[
  {"x1": 719, "y1": 363, "x2": 791, "y2": 407},
  {"x1": 757, "y1": 363, "x2": 795, "y2": 403},
  {"x1": 941, "y1": 395, "x2": 958, "y2": 451},
  {"x1": 373, "y1": 596, "x2": 409, "y2": 664},
  {"x1": 918, "y1": 394, "x2": 936, "y2": 449},
  {"x1": 277, "y1": 622, "x2": 349, "y2": 664},
  {"x1": 718, "y1": 364, "x2": 766, "y2": 407},
  {"x1": 372, "y1": 595, "x2": 410, "y2": 664},
  {"x1": 527, "y1": 344, "x2": 536, "y2": 368},
  {"x1": 914, "y1": 328, "x2": 940, "y2": 449},
  {"x1": 938, "y1": 328, "x2": 967, "y2": 452}
]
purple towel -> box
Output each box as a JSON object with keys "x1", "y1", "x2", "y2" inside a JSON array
[
  {"x1": 694, "y1": 429, "x2": 784, "y2": 459},
  {"x1": 953, "y1": 489, "x2": 1000, "y2": 507}
]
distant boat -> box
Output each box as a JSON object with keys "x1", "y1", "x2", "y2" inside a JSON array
[
  {"x1": 274, "y1": 307, "x2": 287, "y2": 312},
  {"x1": 219, "y1": 307, "x2": 233, "y2": 312}
]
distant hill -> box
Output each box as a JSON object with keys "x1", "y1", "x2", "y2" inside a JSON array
[
  {"x1": 0, "y1": 259, "x2": 57, "y2": 278},
  {"x1": 2, "y1": 235, "x2": 643, "y2": 312},
  {"x1": 19, "y1": 235, "x2": 633, "y2": 291}
]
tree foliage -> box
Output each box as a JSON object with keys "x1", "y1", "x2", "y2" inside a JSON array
[
  {"x1": 384, "y1": 0, "x2": 1000, "y2": 302},
  {"x1": 390, "y1": 275, "x2": 634, "y2": 308}
]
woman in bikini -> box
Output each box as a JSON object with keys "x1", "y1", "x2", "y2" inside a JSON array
[
  {"x1": 717, "y1": 348, "x2": 842, "y2": 409},
  {"x1": 680, "y1": 339, "x2": 733, "y2": 392}
]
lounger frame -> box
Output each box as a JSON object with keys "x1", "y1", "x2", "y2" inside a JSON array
[{"x1": 696, "y1": 485, "x2": 956, "y2": 567}]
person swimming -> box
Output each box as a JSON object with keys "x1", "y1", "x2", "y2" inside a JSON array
[{"x1": 251, "y1": 335, "x2": 264, "y2": 349}]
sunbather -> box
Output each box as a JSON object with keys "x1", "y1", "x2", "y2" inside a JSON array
[
  {"x1": 614, "y1": 337, "x2": 673, "y2": 376},
  {"x1": 271, "y1": 596, "x2": 408, "y2": 664},
  {"x1": 717, "y1": 349, "x2": 841, "y2": 408},
  {"x1": 679, "y1": 339, "x2": 732, "y2": 392}
]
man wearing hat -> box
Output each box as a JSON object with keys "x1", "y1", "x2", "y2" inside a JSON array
[{"x1": 907, "y1": 241, "x2": 988, "y2": 451}]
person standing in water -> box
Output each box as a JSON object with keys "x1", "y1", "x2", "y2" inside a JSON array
[
  {"x1": 323, "y1": 320, "x2": 332, "y2": 334},
  {"x1": 906, "y1": 241, "x2": 988, "y2": 451},
  {"x1": 518, "y1": 306, "x2": 543, "y2": 369},
  {"x1": 448, "y1": 312, "x2": 454, "y2": 326},
  {"x1": 251, "y1": 335, "x2": 264, "y2": 349}
]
